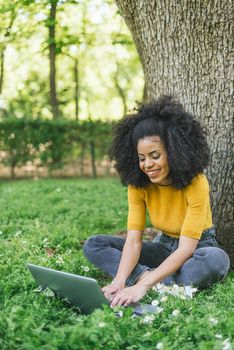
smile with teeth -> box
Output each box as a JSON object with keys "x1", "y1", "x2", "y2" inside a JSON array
[{"x1": 146, "y1": 169, "x2": 160, "y2": 177}]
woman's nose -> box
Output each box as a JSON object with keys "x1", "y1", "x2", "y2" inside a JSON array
[{"x1": 144, "y1": 158, "x2": 154, "y2": 168}]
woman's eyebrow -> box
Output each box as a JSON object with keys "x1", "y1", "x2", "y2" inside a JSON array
[{"x1": 138, "y1": 150, "x2": 161, "y2": 156}]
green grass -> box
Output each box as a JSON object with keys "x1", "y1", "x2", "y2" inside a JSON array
[{"x1": 0, "y1": 178, "x2": 233, "y2": 350}]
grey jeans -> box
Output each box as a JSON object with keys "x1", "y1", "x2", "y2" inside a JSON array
[{"x1": 83, "y1": 226, "x2": 230, "y2": 289}]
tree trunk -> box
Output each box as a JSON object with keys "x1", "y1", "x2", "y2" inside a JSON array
[
  {"x1": 115, "y1": 0, "x2": 234, "y2": 267},
  {"x1": 48, "y1": 0, "x2": 60, "y2": 119},
  {"x1": 10, "y1": 155, "x2": 16, "y2": 179},
  {"x1": 80, "y1": 142, "x2": 85, "y2": 176},
  {"x1": 0, "y1": 9, "x2": 16, "y2": 96},
  {"x1": 74, "y1": 58, "x2": 79, "y2": 120},
  {"x1": 90, "y1": 141, "x2": 97, "y2": 178},
  {"x1": 114, "y1": 63, "x2": 128, "y2": 114},
  {"x1": 0, "y1": 50, "x2": 5, "y2": 94}
]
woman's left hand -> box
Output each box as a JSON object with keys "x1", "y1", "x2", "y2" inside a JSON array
[{"x1": 110, "y1": 284, "x2": 148, "y2": 307}]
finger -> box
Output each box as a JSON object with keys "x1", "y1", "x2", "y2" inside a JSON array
[
  {"x1": 102, "y1": 285, "x2": 117, "y2": 297},
  {"x1": 102, "y1": 285, "x2": 110, "y2": 292},
  {"x1": 105, "y1": 285, "x2": 118, "y2": 294},
  {"x1": 110, "y1": 294, "x2": 122, "y2": 307},
  {"x1": 112, "y1": 293, "x2": 128, "y2": 307},
  {"x1": 117, "y1": 295, "x2": 129, "y2": 306},
  {"x1": 104, "y1": 292, "x2": 109, "y2": 299},
  {"x1": 124, "y1": 297, "x2": 133, "y2": 307},
  {"x1": 106, "y1": 289, "x2": 119, "y2": 301},
  {"x1": 104, "y1": 291, "x2": 113, "y2": 300}
]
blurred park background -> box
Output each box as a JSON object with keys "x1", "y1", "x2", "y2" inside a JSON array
[
  {"x1": 0, "y1": 0, "x2": 144, "y2": 179},
  {"x1": 0, "y1": 0, "x2": 233, "y2": 266}
]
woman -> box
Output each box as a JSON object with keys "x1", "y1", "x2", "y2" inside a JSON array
[{"x1": 83, "y1": 96, "x2": 230, "y2": 307}]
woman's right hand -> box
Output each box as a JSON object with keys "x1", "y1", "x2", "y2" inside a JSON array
[{"x1": 102, "y1": 280, "x2": 125, "y2": 301}]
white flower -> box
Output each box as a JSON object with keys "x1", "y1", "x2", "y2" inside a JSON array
[
  {"x1": 55, "y1": 188, "x2": 61, "y2": 192},
  {"x1": 215, "y1": 334, "x2": 223, "y2": 339},
  {"x1": 222, "y1": 338, "x2": 231, "y2": 350},
  {"x1": 151, "y1": 299, "x2": 159, "y2": 306},
  {"x1": 208, "y1": 317, "x2": 218, "y2": 325},
  {"x1": 153, "y1": 283, "x2": 197, "y2": 300},
  {"x1": 172, "y1": 309, "x2": 180, "y2": 317},
  {"x1": 171, "y1": 284, "x2": 185, "y2": 297},
  {"x1": 156, "y1": 307, "x2": 164, "y2": 314},
  {"x1": 160, "y1": 296, "x2": 168, "y2": 302},
  {"x1": 43, "y1": 288, "x2": 55, "y2": 297},
  {"x1": 56, "y1": 256, "x2": 64, "y2": 265},
  {"x1": 141, "y1": 314, "x2": 155, "y2": 324},
  {"x1": 144, "y1": 331, "x2": 151, "y2": 337},
  {"x1": 81, "y1": 265, "x2": 90, "y2": 272},
  {"x1": 184, "y1": 286, "x2": 198, "y2": 298},
  {"x1": 117, "y1": 310, "x2": 123, "y2": 317},
  {"x1": 15, "y1": 230, "x2": 22, "y2": 237},
  {"x1": 0, "y1": 231, "x2": 3, "y2": 235},
  {"x1": 153, "y1": 283, "x2": 165, "y2": 293},
  {"x1": 156, "y1": 342, "x2": 164, "y2": 350},
  {"x1": 98, "y1": 322, "x2": 106, "y2": 328}
]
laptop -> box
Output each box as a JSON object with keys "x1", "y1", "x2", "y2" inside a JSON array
[{"x1": 27, "y1": 263, "x2": 156, "y2": 315}]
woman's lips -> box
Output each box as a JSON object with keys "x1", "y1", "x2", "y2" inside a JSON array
[{"x1": 146, "y1": 169, "x2": 160, "y2": 178}]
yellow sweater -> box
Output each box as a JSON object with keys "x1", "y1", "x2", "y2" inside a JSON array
[{"x1": 127, "y1": 174, "x2": 213, "y2": 239}]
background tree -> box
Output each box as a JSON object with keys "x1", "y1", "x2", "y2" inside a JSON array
[
  {"x1": 0, "y1": 4, "x2": 16, "y2": 94},
  {"x1": 111, "y1": 32, "x2": 142, "y2": 115},
  {"x1": 115, "y1": 0, "x2": 233, "y2": 267},
  {"x1": 1, "y1": 0, "x2": 143, "y2": 120},
  {"x1": 0, "y1": 0, "x2": 35, "y2": 96},
  {"x1": 47, "y1": 0, "x2": 60, "y2": 119}
]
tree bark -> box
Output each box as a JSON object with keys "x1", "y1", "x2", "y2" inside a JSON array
[
  {"x1": 115, "y1": 0, "x2": 234, "y2": 267},
  {"x1": 0, "y1": 9, "x2": 16, "y2": 95},
  {"x1": 48, "y1": 0, "x2": 60, "y2": 119},
  {"x1": 80, "y1": 142, "x2": 85, "y2": 176},
  {"x1": 90, "y1": 141, "x2": 97, "y2": 178},
  {"x1": 0, "y1": 50, "x2": 4, "y2": 95},
  {"x1": 74, "y1": 58, "x2": 79, "y2": 120},
  {"x1": 114, "y1": 63, "x2": 128, "y2": 114}
]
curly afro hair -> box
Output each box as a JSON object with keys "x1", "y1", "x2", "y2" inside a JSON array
[{"x1": 109, "y1": 95, "x2": 210, "y2": 189}]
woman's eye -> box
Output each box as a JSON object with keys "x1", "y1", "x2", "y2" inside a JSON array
[
  {"x1": 152, "y1": 155, "x2": 160, "y2": 160},
  {"x1": 139, "y1": 158, "x2": 145, "y2": 162}
]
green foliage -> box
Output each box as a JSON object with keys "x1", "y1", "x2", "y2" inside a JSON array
[
  {"x1": 0, "y1": 178, "x2": 233, "y2": 349},
  {"x1": 0, "y1": 0, "x2": 144, "y2": 120},
  {"x1": 0, "y1": 118, "x2": 114, "y2": 176},
  {"x1": 5, "y1": 71, "x2": 50, "y2": 119}
]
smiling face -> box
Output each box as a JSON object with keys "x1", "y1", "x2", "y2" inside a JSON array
[{"x1": 137, "y1": 136, "x2": 171, "y2": 185}]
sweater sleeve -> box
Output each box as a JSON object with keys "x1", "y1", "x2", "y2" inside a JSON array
[
  {"x1": 181, "y1": 175, "x2": 210, "y2": 239},
  {"x1": 127, "y1": 185, "x2": 146, "y2": 231}
]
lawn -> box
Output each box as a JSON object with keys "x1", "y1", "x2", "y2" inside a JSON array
[{"x1": 0, "y1": 178, "x2": 233, "y2": 350}]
